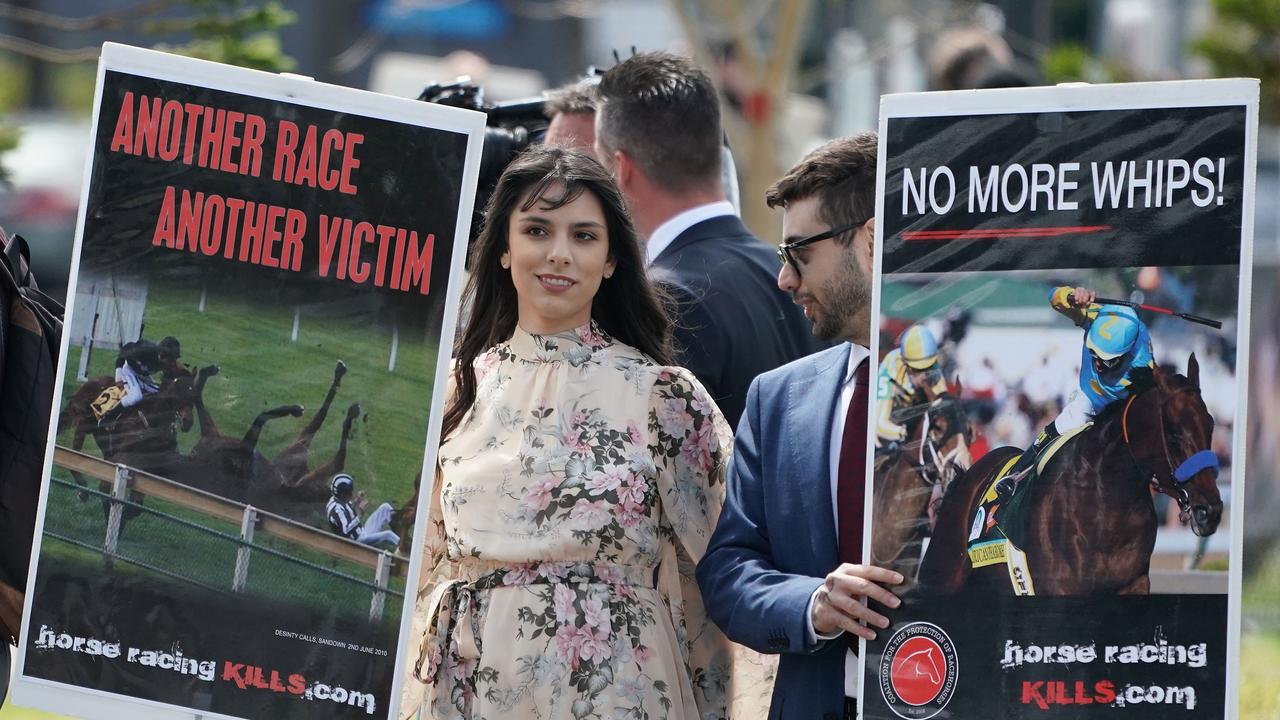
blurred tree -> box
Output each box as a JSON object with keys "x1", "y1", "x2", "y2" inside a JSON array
[
  {"x1": 1041, "y1": 43, "x2": 1131, "y2": 84},
  {"x1": 1192, "y1": 0, "x2": 1280, "y2": 123},
  {"x1": 49, "y1": 63, "x2": 97, "y2": 114},
  {"x1": 149, "y1": 0, "x2": 297, "y2": 73},
  {"x1": 0, "y1": 54, "x2": 26, "y2": 185},
  {"x1": 0, "y1": 53, "x2": 30, "y2": 111},
  {"x1": 0, "y1": 1, "x2": 297, "y2": 179},
  {"x1": 669, "y1": 0, "x2": 814, "y2": 241},
  {"x1": 0, "y1": 124, "x2": 18, "y2": 186}
]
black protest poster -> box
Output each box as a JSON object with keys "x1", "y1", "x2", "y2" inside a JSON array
[
  {"x1": 14, "y1": 44, "x2": 482, "y2": 720},
  {"x1": 864, "y1": 80, "x2": 1256, "y2": 720}
]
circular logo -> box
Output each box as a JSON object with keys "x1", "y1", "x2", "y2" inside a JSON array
[{"x1": 879, "y1": 622, "x2": 959, "y2": 719}]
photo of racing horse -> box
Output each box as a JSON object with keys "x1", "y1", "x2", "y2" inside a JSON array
[
  {"x1": 186, "y1": 359, "x2": 361, "y2": 517},
  {"x1": 58, "y1": 366, "x2": 196, "y2": 529},
  {"x1": 872, "y1": 383, "x2": 971, "y2": 582},
  {"x1": 59, "y1": 366, "x2": 196, "y2": 468},
  {"x1": 918, "y1": 354, "x2": 1223, "y2": 596}
]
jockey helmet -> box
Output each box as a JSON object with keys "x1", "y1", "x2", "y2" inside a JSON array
[
  {"x1": 1085, "y1": 308, "x2": 1140, "y2": 369},
  {"x1": 330, "y1": 472, "x2": 355, "y2": 499},
  {"x1": 900, "y1": 325, "x2": 940, "y2": 370},
  {"x1": 159, "y1": 336, "x2": 181, "y2": 359}
]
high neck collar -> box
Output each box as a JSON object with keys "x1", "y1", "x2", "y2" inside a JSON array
[{"x1": 505, "y1": 320, "x2": 613, "y2": 363}]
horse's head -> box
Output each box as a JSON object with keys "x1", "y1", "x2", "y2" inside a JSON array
[
  {"x1": 1131, "y1": 354, "x2": 1223, "y2": 536},
  {"x1": 923, "y1": 388, "x2": 972, "y2": 485},
  {"x1": 157, "y1": 366, "x2": 197, "y2": 432}
]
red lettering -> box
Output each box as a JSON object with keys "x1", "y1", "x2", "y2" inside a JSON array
[
  {"x1": 241, "y1": 114, "x2": 266, "y2": 176},
  {"x1": 199, "y1": 194, "x2": 225, "y2": 256},
  {"x1": 239, "y1": 202, "x2": 267, "y2": 264},
  {"x1": 374, "y1": 224, "x2": 395, "y2": 286},
  {"x1": 281, "y1": 209, "x2": 306, "y2": 271},
  {"x1": 390, "y1": 227, "x2": 406, "y2": 290},
  {"x1": 1072, "y1": 680, "x2": 1094, "y2": 704},
  {"x1": 348, "y1": 222, "x2": 374, "y2": 282},
  {"x1": 1051, "y1": 681, "x2": 1067, "y2": 705},
  {"x1": 319, "y1": 128, "x2": 343, "y2": 191},
  {"x1": 152, "y1": 185, "x2": 176, "y2": 248},
  {"x1": 287, "y1": 673, "x2": 306, "y2": 695},
  {"x1": 1022, "y1": 681, "x2": 1048, "y2": 710},
  {"x1": 134, "y1": 95, "x2": 162, "y2": 157},
  {"x1": 335, "y1": 215, "x2": 350, "y2": 277},
  {"x1": 223, "y1": 197, "x2": 245, "y2": 259},
  {"x1": 258, "y1": 205, "x2": 284, "y2": 269},
  {"x1": 181, "y1": 103, "x2": 203, "y2": 164},
  {"x1": 110, "y1": 92, "x2": 134, "y2": 153},
  {"x1": 219, "y1": 111, "x2": 244, "y2": 174},
  {"x1": 157, "y1": 100, "x2": 184, "y2": 161},
  {"x1": 1095, "y1": 680, "x2": 1116, "y2": 704},
  {"x1": 250, "y1": 665, "x2": 269, "y2": 690},
  {"x1": 273, "y1": 121, "x2": 299, "y2": 182},
  {"x1": 294, "y1": 125, "x2": 318, "y2": 188},
  {"x1": 340, "y1": 132, "x2": 362, "y2": 194},
  {"x1": 199, "y1": 108, "x2": 225, "y2": 170},
  {"x1": 318, "y1": 215, "x2": 343, "y2": 278},
  {"x1": 269, "y1": 670, "x2": 287, "y2": 693},
  {"x1": 152, "y1": 190, "x2": 310, "y2": 274},
  {"x1": 221, "y1": 661, "x2": 248, "y2": 689},
  {"x1": 176, "y1": 189, "x2": 203, "y2": 252},
  {"x1": 402, "y1": 231, "x2": 434, "y2": 295}
]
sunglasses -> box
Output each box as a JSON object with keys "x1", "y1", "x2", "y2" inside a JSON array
[
  {"x1": 777, "y1": 218, "x2": 869, "y2": 277},
  {"x1": 1092, "y1": 352, "x2": 1126, "y2": 371}
]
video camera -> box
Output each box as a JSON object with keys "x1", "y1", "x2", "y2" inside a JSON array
[
  {"x1": 417, "y1": 78, "x2": 548, "y2": 254},
  {"x1": 418, "y1": 78, "x2": 550, "y2": 191}
]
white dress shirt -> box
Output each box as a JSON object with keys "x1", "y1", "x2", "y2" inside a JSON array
[
  {"x1": 643, "y1": 200, "x2": 737, "y2": 266},
  {"x1": 804, "y1": 342, "x2": 871, "y2": 699}
]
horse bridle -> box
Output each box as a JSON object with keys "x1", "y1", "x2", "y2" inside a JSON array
[
  {"x1": 1121, "y1": 387, "x2": 1219, "y2": 520},
  {"x1": 914, "y1": 405, "x2": 969, "y2": 489}
]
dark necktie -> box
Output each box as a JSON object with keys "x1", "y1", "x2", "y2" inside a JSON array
[{"x1": 837, "y1": 358, "x2": 870, "y2": 567}]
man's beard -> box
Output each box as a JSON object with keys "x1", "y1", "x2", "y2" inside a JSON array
[{"x1": 814, "y1": 257, "x2": 871, "y2": 342}]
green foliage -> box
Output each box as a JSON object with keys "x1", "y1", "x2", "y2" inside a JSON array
[
  {"x1": 1243, "y1": 541, "x2": 1280, "y2": 718},
  {"x1": 50, "y1": 62, "x2": 99, "y2": 114},
  {"x1": 0, "y1": 53, "x2": 30, "y2": 113},
  {"x1": 1041, "y1": 43, "x2": 1131, "y2": 84},
  {"x1": 150, "y1": 0, "x2": 298, "y2": 73},
  {"x1": 1191, "y1": 0, "x2": 1280, "y2": 122},
  {"x1": 1241, "y1": 632, "x2": 1280, "y2": 718},
  {"x1": 0, "y1": 124, "x2": 19, "y2": 187},
  {"x1": 0, "y1": 53, "x2": 25, "y2": 183}
]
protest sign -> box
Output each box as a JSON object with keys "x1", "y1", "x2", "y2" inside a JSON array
[
  {"x1": 12, "y1": 43, "x2": 483, "y2": 720},
  {"x1": 863, "y1": 79, "x2": 1257, "y2": 719}
]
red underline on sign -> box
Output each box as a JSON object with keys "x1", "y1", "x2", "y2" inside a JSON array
[{"x1": 901, "y1": 225, "x2": 1113, "y2": 241}]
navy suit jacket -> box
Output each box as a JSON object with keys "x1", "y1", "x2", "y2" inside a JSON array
[
  {"x1": 650, "y1": 215, "x2": 821, "y2": 429},
  {"x1": 697, "y1": 343, "x2": 852, "y2": 720}
]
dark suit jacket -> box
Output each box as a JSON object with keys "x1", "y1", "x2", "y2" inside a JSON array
[
  {"x1": 697, "y1": 343, "x2": 854, "y2": 720},
  {"x1": 650, "y1": 214, "x2": 820, "y2": 428}
]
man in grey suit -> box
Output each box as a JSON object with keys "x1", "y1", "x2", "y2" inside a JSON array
[{"x1": 593, "y1": 52, "x2": 819, "y2": 428}]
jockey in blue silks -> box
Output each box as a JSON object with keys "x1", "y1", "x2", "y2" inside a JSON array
[{"x1": 995, "y1": 286, "x2": 1155, "y2": 499}]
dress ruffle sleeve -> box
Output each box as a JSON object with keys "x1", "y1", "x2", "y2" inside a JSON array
[{"x1": 649, "y1": 366, "x2": 776, "y2": 719}]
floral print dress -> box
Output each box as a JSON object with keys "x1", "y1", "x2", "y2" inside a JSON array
[{"x1": 400, "y1": 322, "x2": 741, "y2": 720}]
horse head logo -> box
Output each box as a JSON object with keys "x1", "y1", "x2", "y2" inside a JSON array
[{"x1": 897, "y1": 646, "x2": 943, "y2": 685}]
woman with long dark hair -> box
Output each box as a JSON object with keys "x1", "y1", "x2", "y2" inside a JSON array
[{"x1": 401, "y1": 147, "x2": 735, "y2": 719}]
